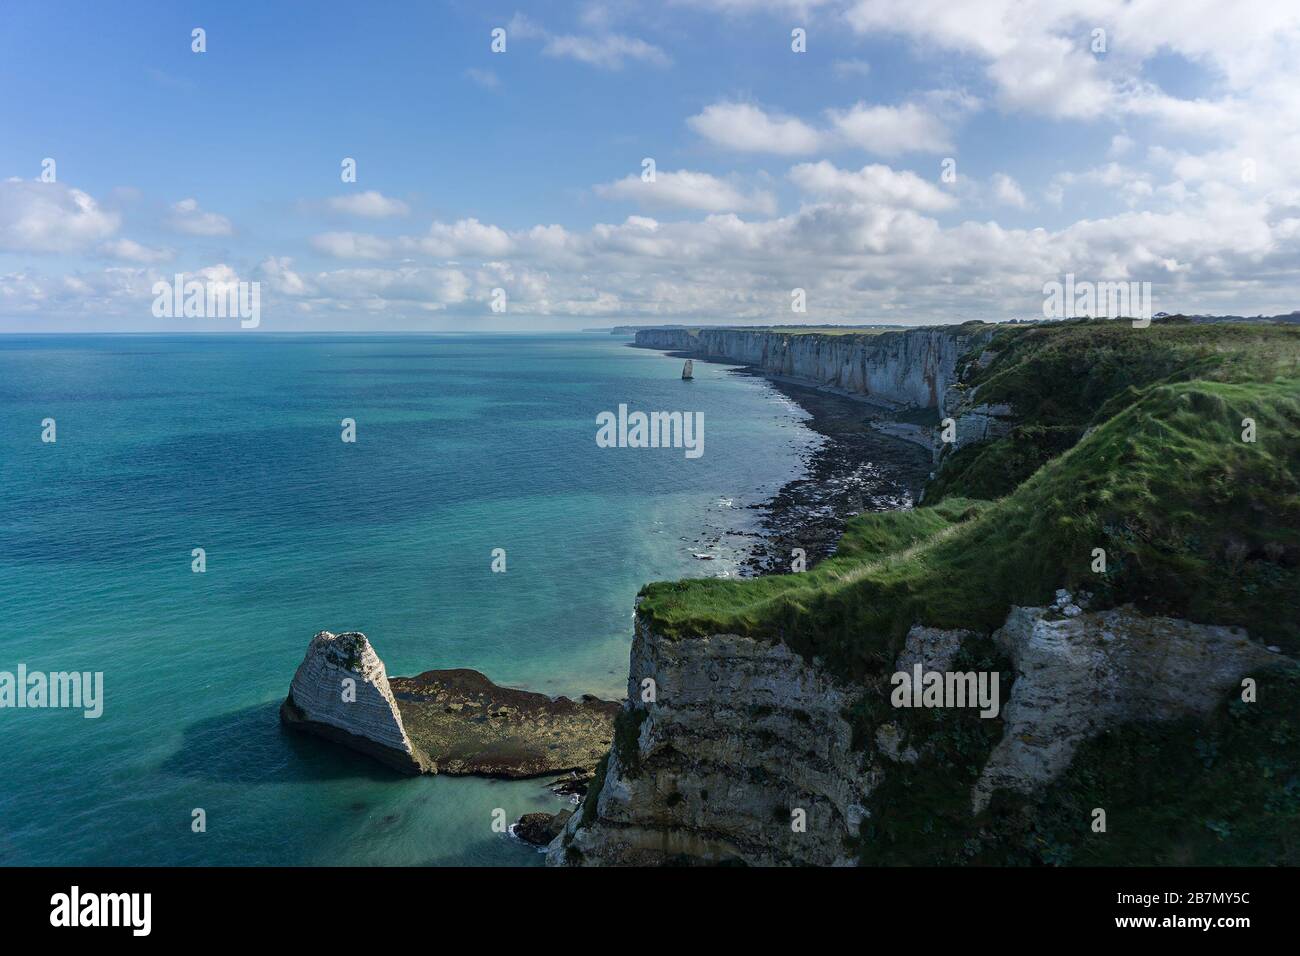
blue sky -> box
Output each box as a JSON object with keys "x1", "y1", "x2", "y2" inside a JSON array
[{"x1": 2, "y1": 0, "x2": 1298, "y2": 330}]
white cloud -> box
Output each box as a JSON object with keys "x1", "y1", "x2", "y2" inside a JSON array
[
  {"x1": 277, "y1": 170, "x2": 1300, "y2": 323},
  {"x1": 310, "y1": 231, "x2": 394, "y2": 259},
  {"x1": 0, "y1": 180, "x2": 119, "y2": 253},
  {"x1": 842, "y1": 0, "x2": 1300, "y2": 126},
  {"x1": 420, "y1": 218, "x2": 515, "y2": 257},
  {"x1": 168, "y1": 198, "x2": 233, "y2": 236},
  {"x1": 689, "y1": 98, "x2": 957, "y2": 156},
  {"x1": 544, "y1": 33, "x2": 670, "y2": 69},
  {"x1": 990, "y1": 173, "x2": 1029, "y2": 209},
  {"x1": 325, "y1": 191, "x2": 410, "y2": 218},
  {"x1": 1108, "y1": 133, "x2": 1134, "y2": 158},
  {"x1": 827, "y1": 101, "x2": 953, "y2": 155},
  {"x1": 789, "y1": 161, "x2": 955, "y2": 211},
  {"x1": 100, "y1": 238, "x2": 173, "y2": 263},
  {"x1": 507, "y1": 12, "x2": 669, "y2": 69},
  {"x1": 256, "y1": 257, "x2": 311, "y2": 295},
  {"x1": 1049, "y1": 163, "x2": 1154, "y2": 208},
  {"x1": 687, "y1": 101, "x2": 823, "y2": 154},
  {"x1": 596, "y1": 169, "x2": 776, "y2": 213},
  {"x1": 311, "y1": 218, "x2": 516, "y2": 260}
]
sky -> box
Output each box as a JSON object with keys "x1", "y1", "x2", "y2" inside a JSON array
[{"x1": 1, "y1": 0, "x2": 1298, "y2": 331}]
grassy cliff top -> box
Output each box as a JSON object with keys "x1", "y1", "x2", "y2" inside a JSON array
[{"x1": 638, "y1": 321, "x2": 1300, "y2": 679}]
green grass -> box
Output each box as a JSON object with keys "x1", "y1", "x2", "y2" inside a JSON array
[
  {"x1": 930, "y1": 318, "x2": 1300, "y2": 501},
  {"x1": 977, "y1": 663, "x2": 1300, "y2": 866},
  {"x1": 638, "y1": 323, "x2": 1300, "y2": 680}
]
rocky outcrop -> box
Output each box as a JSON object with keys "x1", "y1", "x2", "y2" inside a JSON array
[
  {"x1": 281, "y1": 630, "x2": 431, "y2": 774},
  {"x1": 634, "y1": 326, "x2": 993, "y2": 409},
  {"x1": 282, "y1": 632, "x2": 619, "y2": 778},
  {"x1": 548, "y1": 617, "x2": 874, "y2": 867},
  {"x1": 971, "y1": 601, "x2": 1276, "y2": 812},
  {"x1": 513, "y1": 809, "x2": 573, "y2": 846},
  {"x1": 390, "y1": 668, "x2": 619, "y2": 777}
]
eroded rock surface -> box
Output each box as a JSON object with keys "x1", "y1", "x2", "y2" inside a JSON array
[
  {"x1": 550, "y1": 604, "x2": 1283, "y2": 866},
  {"x1": 972, "y1": 604, "x2": 1276, "y2": 811},
  {"x1": 281, "y1": 630, "x2": 431, "y2": 774},
  {"x1": 549, "y1": 616, "x2": 874, "y2": 866}
]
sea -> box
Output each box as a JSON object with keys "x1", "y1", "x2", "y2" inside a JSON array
[{"x1": 0, "y1": 333, "x2": 819, "y2": 865}]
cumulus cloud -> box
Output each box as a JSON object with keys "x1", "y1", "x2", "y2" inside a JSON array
[
  {"x1": 595, "y1": 169, "x2": 776, "y2": 213},
  {"x1": 687, "y1": 101, "x2": 824, "y2": 154},
  {"x1": 0, "y1": 179, "x2": 119, "y2": 253},
  {"x1": 990, "y1": 173, "x2": 1029, "y2": 209},
  {"x1": 842, "y1": 0, "x2": 1300, "y2": 127},
  {"x1": 277, "y1": 163, "x2": 1300, "y2": 323},
  {"x1": 827, "y1": 101, "x2": 954, "y2": 155},
  {"x1": 789, "y1": 161, "x2": 955, "y2": 211},
  {"x1": 311, "y1": 218, "x2": 516, "y2": 260},
  {"x1": 168, "y1": 198, "x2": 233, "y2": 236},
  {"x1": 325, "y1": 191, "x2": 410, "y2": 218},
  {"x1": 689, "y1": 98, "x2": 958, "y2": 156},
  {"x1": 309, "y1": 231, "x2": 394, "y2": 259}
]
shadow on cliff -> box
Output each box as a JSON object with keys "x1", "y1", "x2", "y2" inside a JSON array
[{"x1": 159, "y1": 700, "x2": 402, "y2": 784}]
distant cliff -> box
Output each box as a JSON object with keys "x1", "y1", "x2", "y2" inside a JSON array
[{"x1": 633, "y1": 325, "x2": 994, "y2": 409}]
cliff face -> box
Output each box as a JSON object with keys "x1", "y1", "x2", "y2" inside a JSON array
[
  {"x1": 972, "y1": 603, "x2": 1275, "y2": 813},
  {"x1": 548, "y1": 617, "x2": 873, "y2": 867},
  {"x1": 551, "y1": 602, "x2": 1276, "y2": 866},
  {"x1": 633, "y1": 326, "x2": 992, "y2": 409}
]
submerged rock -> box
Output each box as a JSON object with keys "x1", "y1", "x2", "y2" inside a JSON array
[{"x1": 282, "y1": 632, "x2": 619, "y2": 778}]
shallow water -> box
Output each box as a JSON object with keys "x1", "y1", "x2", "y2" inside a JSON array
[{"x1": 0, "y1": 333, "x2": 817, "y2": 865}]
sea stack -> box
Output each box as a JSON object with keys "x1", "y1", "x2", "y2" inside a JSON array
[
  {"x1": 282, "y1": 631, "x2": 620, "y2": 778},
  {"x1": 280, "y1": 630, "x2": 432, "y2": 774},
  {"x1": 682, "y1": 359, "x2": 693, "y2": 380}
]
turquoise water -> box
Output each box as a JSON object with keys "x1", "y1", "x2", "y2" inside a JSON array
[{"x1": 0, "y1": 334, "x2": 817, "y2": 865}]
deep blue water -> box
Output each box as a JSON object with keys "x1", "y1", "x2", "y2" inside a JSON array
[{"x1": 0, "y1": 334, "x2": 817, "y2": 865}]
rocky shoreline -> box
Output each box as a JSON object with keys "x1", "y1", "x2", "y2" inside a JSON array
[
  {"x1": 648, "y1": 345, "x2": 936, "y2": 577},
  {"x1": 736, "y1": 370, "x2": 934, "y2": 575}
]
